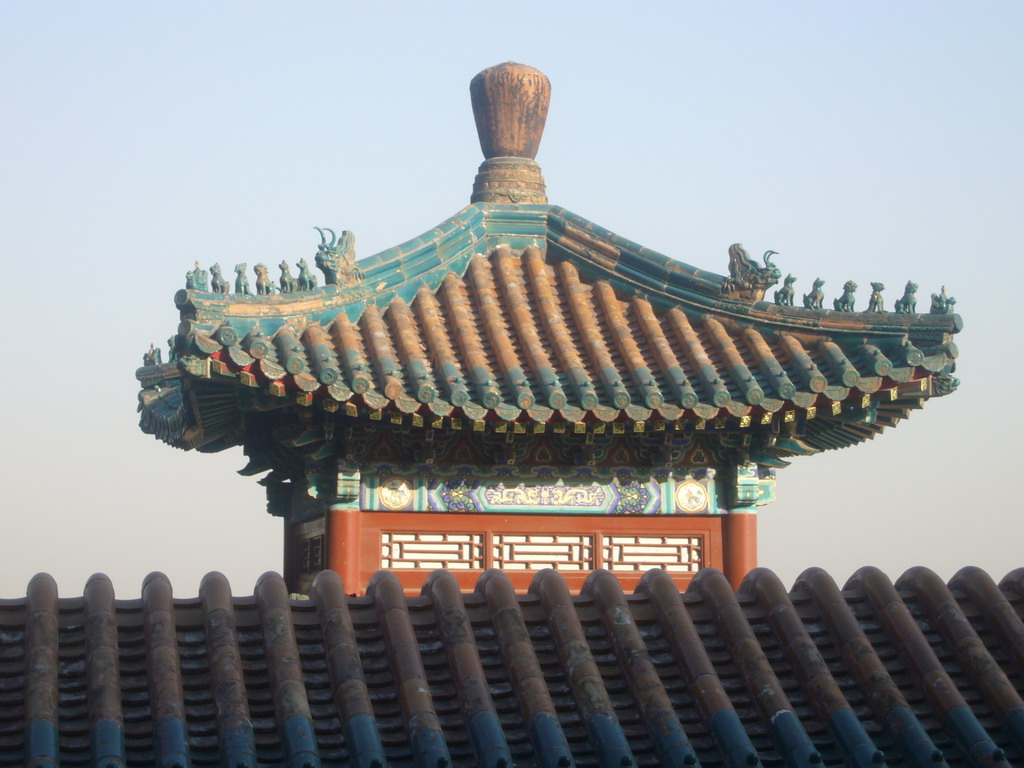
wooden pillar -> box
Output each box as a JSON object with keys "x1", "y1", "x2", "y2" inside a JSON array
[
  {"x1": 282, "y1": 518, "x2": 297, "y2": 590},
  {"x1": 722, "y1": 512, "x2": 757, "y2": 590},
  {"x1": 327, "y1": 505, "x2": 363, "y2": 595}
]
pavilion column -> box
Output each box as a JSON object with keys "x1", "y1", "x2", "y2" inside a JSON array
[
  {"x1": 722, "y1": 511, "x2": 758, "y2": 590},
  {"x1": 721, "y1": 463, "x2": 772, "y2": 590},
  {"x1": 311, "y1": 465, "x2": 363, "y2": 595},
  {"x1": 327, "y1": 504, "x2": 363, "y2": 594}
]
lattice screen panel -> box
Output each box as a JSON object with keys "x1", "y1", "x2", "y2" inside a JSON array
[
  {"x1": 368, "y1": 515, "x2": 718, "y2": 592},
  {"x1": 602, "y1": 535, "x2": 703, "y2": 572},
  {"x1": 299, "y1": 534, "x2": 325, "y2": 575},
  {"x1": 380, "y1": 532, "x2": 484, "y2": 570},
  {"x1": 491, "y1": 534, "x2": 595, "y2": 571}
]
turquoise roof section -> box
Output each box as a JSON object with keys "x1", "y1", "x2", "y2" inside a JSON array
[
  {"x1": 143, "y1": 200, "x2": 961, "y2": 457},
  {"x1": 175, "y1": 203, "x2": 961, "y2": 343}
]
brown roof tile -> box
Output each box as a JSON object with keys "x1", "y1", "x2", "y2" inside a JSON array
[{"x1": 148, "y1": 241, "x2": 959, "y2": 456}]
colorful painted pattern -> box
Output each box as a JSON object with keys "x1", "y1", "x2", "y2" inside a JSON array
[
  {"x1": 613, "y1": 480, "x2": 651, "y2": 514},
  {"x1": 438, "y1": 479, "x2": 478, "y2": 513},
  {"x1": 358, "y1": 465, "x2": 729, "y2": 516}
]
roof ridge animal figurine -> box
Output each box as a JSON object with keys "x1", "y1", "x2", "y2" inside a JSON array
[
  {"x1": 279, "y1": 261, "x2": 298, "y2": 294},
  {"x1": 720, "y1": 244, "x2": 781, "y2": 302},
  {"x1": 803, "y1": 277, "x2": 825, "y2": 309},
  {"x1": 297, "y1": 258, "x2": 317, "y2": 291},
  {"x1": 833, "y1": 280, "x2": 857, "y2": 312},
  {"x1": 866, "y1": 282, "x2": 885, "y2": 313},
  {"x1": 210, "y1": 263, "x2": 229, "y2": 294},
  {"x1": 774, "y1": 274, "x2": 796, "y2": 306},
  {"x1": 894, "y1": 281, "x2": 918, "y2": 314},
  {"x1": 255, "y1": 263, "x2": 274, "y2": 296},
  {"x1": 234, "y1": 263, "x2": 251, "y2": 295}
]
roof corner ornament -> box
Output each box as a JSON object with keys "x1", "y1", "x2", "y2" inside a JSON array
[
  {"x1": 469, "y1": 62, "x2": 550, "y2": 205},
  {"x1": 142, "y1": 343, "x2": 162, "y2": 367},
  {"x1": 929, "y1": 285, "x2": 956, "y2": 314},
  {"x1": 185, "y1": 261, "x2": 208, "y2": 291},
  {"x1": 932, "y1": 372, "x2": 960, "y2": 395},
  {"x1": 314, "y1": 227, "x2": 362, "y2": 288},
  {"x1": 721, "y1": 244, "x2": 781, "y2": 302}
]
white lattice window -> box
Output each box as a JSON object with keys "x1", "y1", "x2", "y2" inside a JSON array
[
  {"x1": 380, "y1": 532, "x2": 484, "y2": 570},
  {"x1": 492, "y1": 534, "x2": 594, "y2": 571},
  {"x1": 602, "y1": 535, "x2": 702, "y2": 572}
]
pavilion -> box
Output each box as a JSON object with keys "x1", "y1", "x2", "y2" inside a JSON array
[{"x1": 3, "y1": 65, "x2": 1009, "y2": 768}]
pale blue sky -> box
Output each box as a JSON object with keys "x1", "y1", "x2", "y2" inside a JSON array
[{"x1": 1, "y1": 2, "x2": 1021, "y2": 597}]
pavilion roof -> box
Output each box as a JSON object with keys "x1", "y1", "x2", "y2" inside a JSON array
[
  {"x1": 140, "y1": 202, "x2": 958, "y2": 455},
  {"x1": 136, "y1": 62, "x2": 961, "y2": 459},
  {"x1": 3, "y1": 565, "x2": 1020, "y2": 768}
]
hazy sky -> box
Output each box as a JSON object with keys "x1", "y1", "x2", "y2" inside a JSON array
[{"x1": 1, "y1": 2, "x2": 1021, "y2": 598}]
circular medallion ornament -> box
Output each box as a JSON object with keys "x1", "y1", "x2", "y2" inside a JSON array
[
  {"x1": 379, "y1": 477, "x2": 413, "y2": 510},
  {"x1": 676, "y1": 481, "x2": 709, "y2": 513}
]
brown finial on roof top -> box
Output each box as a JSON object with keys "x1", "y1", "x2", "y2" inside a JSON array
[{"x1": 470, "y1": 62, "x2": 550, "y2": 205}]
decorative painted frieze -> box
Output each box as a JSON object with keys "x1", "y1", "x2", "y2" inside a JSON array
[
  {"x1": 303, "y1": 464, "x2": 730, "y2": 516},
  {"x1": 297, "y1": 461, "x2": 778, "y2": 517}
]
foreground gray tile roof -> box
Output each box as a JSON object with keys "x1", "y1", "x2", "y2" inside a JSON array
[{"x1": 2, "y1": 566, "x2": 1022, "y2": 768}]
